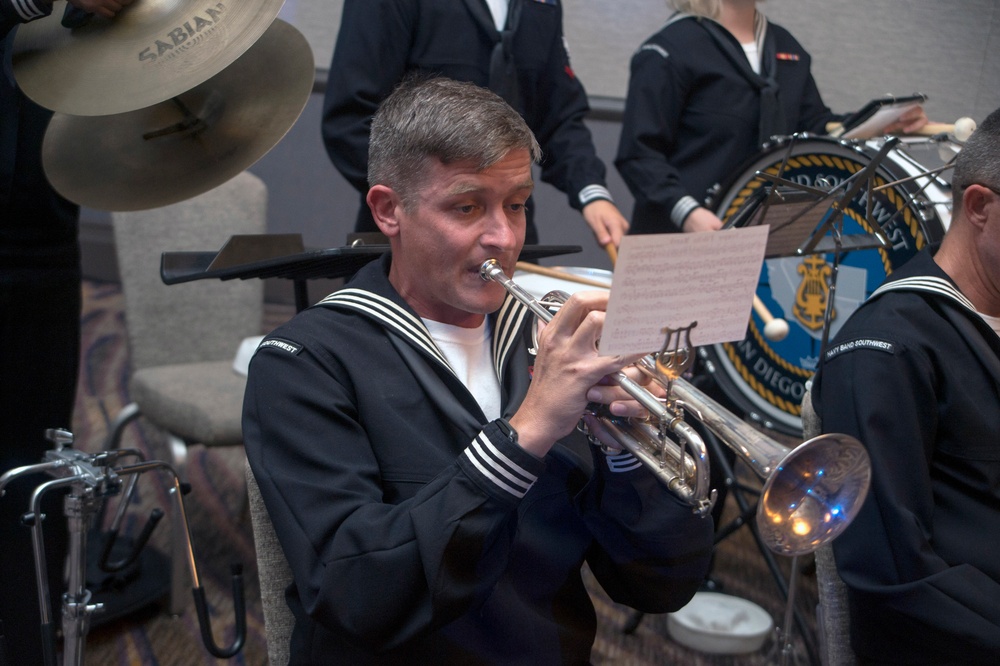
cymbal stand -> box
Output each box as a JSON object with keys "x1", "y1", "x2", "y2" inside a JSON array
[{"x1": 0, "y1": 429, "x2": 246, "y2": 666}]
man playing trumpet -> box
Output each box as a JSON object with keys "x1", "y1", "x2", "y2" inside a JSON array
[{"x1": 243, "y1": 77, "x2": 713, "y2": 664}]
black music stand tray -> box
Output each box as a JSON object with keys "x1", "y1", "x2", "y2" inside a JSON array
[
  {"x1": 160, "y1": 234, "x2": 583, "y2": 311},
  {"x1": 723, "y1": 138, "x2": 904, "y2": 258},
  {"x1": 725, "y1": 134, "x2": 903, "y2": 354}
]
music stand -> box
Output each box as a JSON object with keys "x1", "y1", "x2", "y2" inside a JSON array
[
  {"x1": 726, "y1": 135, "x2": 904, "y2": 354},
  {"x1": 160, "y1": 234, "x2": 584, "y2": 311}
]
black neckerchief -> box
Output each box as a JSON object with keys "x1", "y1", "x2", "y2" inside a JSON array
[
  {"x1": 486, "y1": 0, "x2": 524, "y2": 111},
  {"x1": 696, "y1": 13, "x2": 788, "y2": 145}
]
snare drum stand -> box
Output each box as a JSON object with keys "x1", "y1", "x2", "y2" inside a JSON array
[{"x1": 0, "y1": 429, "x2": 246, "y2": 666}]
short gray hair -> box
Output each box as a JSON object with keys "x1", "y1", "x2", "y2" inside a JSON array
[
  {"x1": 368, "y1": 77, "x2": 541, "y2": 208},
  {"x1": 952, "y1": 107, "x2": 1000, "y2": 209}
]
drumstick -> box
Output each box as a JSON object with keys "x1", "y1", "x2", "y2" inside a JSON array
[
  {"x1": 514, "y1": 262, "x2": 611, "y2": 289},
  {"x1": 604, "y1": 243, "x2": 618, "y2": 267},
  {"x1": 825, "y1": 117, "x2": 976, "y2": 141},
  {"x1": 753, "y1": 294, "x2": 790, "y2": 342}
]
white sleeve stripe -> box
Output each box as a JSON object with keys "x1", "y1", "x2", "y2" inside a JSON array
[
  {"x1": 469, "y1": 434, "x2": 535, "y2": 489},
  {"x1": 606, "y1": 453, "x2": 643, "y2": 473},
  {"x1": 463, "y1": 448, "x2": 531, "y2": 498},
  {"x1": 13, "y1": 0, "x2": 47, "y2": 19},
  {"x1": 579, "y1": 184, "x2": 613, "y2": 205},
  {"x1": 671, "y1": 196, "x2": 701, "y2": 227}
]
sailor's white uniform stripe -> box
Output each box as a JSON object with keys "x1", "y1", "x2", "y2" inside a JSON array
[
  {"x1": 13, "y1": 0, "x2": 47, "y2": 20},
  {"x1": 671, "y1": 195, "x2": 701, "y2": 227},
  {"x1": 871, "y1": 276, "x2": 978, "y2": 313},
  {"x1": 605, "y1": 451, "x2": 643, "y2": 473},
  {"x1": 464, "y1": 432, "x2": 537, "y2": 498},
  {"x1": 578, "y1": 184, "x2": 613, "y2": 206},
  {"x1": 493, "y1": 296, "x2": 529, "y2": 377},
  {"x1": 320, "y1": 289, "x2": 452, "y2": 370}
]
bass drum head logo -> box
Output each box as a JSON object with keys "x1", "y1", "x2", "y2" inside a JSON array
[{"x1": 703, "y1": 138, "x2": 946, "y2": 435}]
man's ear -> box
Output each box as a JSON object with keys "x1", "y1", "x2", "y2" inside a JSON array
[
  {"x1": 963, "y1": 185, "x2": 992, "y2": 232},
  {"x1": 367, "y1": 185, "x2": 403, "y2": 237}
]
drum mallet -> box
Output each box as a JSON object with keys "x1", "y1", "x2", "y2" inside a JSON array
[{"x1": 753, "y1": 295, "x2": 790, "y2": 342}]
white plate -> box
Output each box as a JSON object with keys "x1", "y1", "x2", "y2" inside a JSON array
[
  {"x1": 512, "y1": 266, "x2": 612, "y2": 301},
  {"x1": 667, "y1": 592, "x2": 773, "y2": 655}
]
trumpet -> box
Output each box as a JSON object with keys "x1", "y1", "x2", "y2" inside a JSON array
[{"x1": 480, "y1": 259, "x2": 871, "y2": 556}]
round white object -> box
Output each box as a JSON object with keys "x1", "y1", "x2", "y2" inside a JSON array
[
  {"x1": 954, "y1": 116, "x2": 977, "y2": 142},
  {"x1": 667, "y1": 592, "x2": 774, "y2": 655}
]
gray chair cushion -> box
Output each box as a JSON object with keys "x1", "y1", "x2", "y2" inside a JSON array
[
  {"x1": 245, "y1": 461, "x2": 295, "y2": 666},
  {"x1": 802, "y1": 386, "x2": 858, "y2": 666},
  {"x1": 129, "y1": 361, "x2": 246, "y2": 446}
]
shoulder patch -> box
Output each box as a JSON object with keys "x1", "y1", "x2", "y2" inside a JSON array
[
  {"x1": 824, "y1": 338, "x2": 896, "y2": 362},
  {"x1": 638, "y1": 43, "x2": 669, "y2": 59},
  {"x1": 258, "y1": 337, "x2": 303, "y2": 355}
]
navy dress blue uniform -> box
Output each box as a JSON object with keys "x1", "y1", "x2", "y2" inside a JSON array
[
  {"x1": 2, "y1": 2, "x2": 79, "y2": 663},
  {"x1": 812, "y1": 249, "x2": 1000, "y2": 664},
  {"x1": 243, "y1": 254, "x2": 714, "y2": 664},
  {"x1": 322, "y1": 0, "x2": 614, "y2": 244},
  {"x1": 615, "y1": 12, "x2": 839, "y2": 234}
]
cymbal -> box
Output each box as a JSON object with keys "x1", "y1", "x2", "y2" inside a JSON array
[
  {"x1": 42, "y1": 19, "x2": 313, "y2": 211},
  {"x1": 13, "y1": 0, "x2": 285, "y2": 116}
]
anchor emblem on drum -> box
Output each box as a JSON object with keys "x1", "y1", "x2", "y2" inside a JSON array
[{"x1": 793, "y1": 255, "x2": 834, "y2": 331}]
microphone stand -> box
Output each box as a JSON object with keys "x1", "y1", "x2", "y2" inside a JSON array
[{"x1": 0, "y1": 429, "x2": 246, "y2": 666}]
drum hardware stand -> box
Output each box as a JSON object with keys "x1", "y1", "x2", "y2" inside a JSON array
[
  {"x1": 870, "y1": 158, "x2": 957, "y2": 234},
  {"x1": 0, "y1": 429, "x2": 246, "y2": 666}
]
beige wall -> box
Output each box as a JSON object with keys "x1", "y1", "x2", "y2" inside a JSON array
[
  {"x1": 80, "y1": 1, "x2": 1000, "y2": 290},
  {"x1": 284, "y1": 0, "x2": 1000, "y2": 123}
]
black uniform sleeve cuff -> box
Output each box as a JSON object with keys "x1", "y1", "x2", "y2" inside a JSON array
[
  {"x1": 4, "y1": 0, "x2": 52, "y2": 23},
  {"x1": 671, "y1": 196, "x2": 701, "y2": 229},
  {"x1": 459, "y1": 423, "x2": 545, "y2": 502},
  {"x1": 578, "y1": 184, "x2": 613, "y2": 207}
]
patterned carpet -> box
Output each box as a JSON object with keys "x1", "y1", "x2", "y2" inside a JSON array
[{"x1": 67, "y1": 279, "x2": 819, "y2": 665}]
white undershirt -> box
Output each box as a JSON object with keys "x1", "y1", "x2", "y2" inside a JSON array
[
  {"x1": 485, "y1": 0, "x2": 509, "y2": 31},
  {"x1": 422, "y1": 318, "x2": 502, "y2": 420},
  {"x1": 742, "y1": 42, "x2": 761, "y2": 74},
  {"x1": 977, "y1": 311, "x2": 1000, "y2": 339}
]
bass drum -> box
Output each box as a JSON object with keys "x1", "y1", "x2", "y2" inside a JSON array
[{"x1": 701, "y1": 135, "x2": 951, "y2": 435}]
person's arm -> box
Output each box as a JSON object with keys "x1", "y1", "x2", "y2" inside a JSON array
[
  {"x1": 321, "y1": 0, "x2": 415, "y2": 193},
  {"x1": 244, "y1": 337, "x2": 547, "y2": 650},
  {"x1": 518, "y1": 2, "x2": 628, "y2": 247},
  {"x1": 615, "y1": 43, "x2": 707, "y2": 233},
  {"x1": 816, "y1": 338, "x2": 1000, "y2": 660}
]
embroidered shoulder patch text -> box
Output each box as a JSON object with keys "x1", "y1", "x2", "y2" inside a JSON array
[
  {"x1": 824, "y1": 338, "x2": 896, "y2": 362},
  {"x1": 258, "y1": 337, "x2": 303, "y2": 355}
]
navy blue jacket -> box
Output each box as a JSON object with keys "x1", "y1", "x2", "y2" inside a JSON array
[
  {"x1": 243, "y1": 254, "x2": 714, "y2": 664},
  {"x1": 322, "y1": 0, "x2": 612, "y2": 241},
  {"x1": 616, "y1": 14, "x2": 838, "y2": 233},
  {"x1": 813, "y1": 250, "x2": 1000, "y2": 664}
]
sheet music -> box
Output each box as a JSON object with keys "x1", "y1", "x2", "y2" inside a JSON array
[
  {"x1": 843, "y1": 102, "x2": 922, "y2": 140},
  {"x1": 600, "y1": 227, "x2": 769, "y2": 355}
]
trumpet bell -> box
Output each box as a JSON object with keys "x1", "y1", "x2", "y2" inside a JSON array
[{"x1": 757, "y1": 433, "x2": 871, "y2": 556}]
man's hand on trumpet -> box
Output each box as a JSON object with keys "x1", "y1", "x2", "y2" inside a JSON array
[{"x1": 508, "y1": 290, "x2": 651, "y2": 459}]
